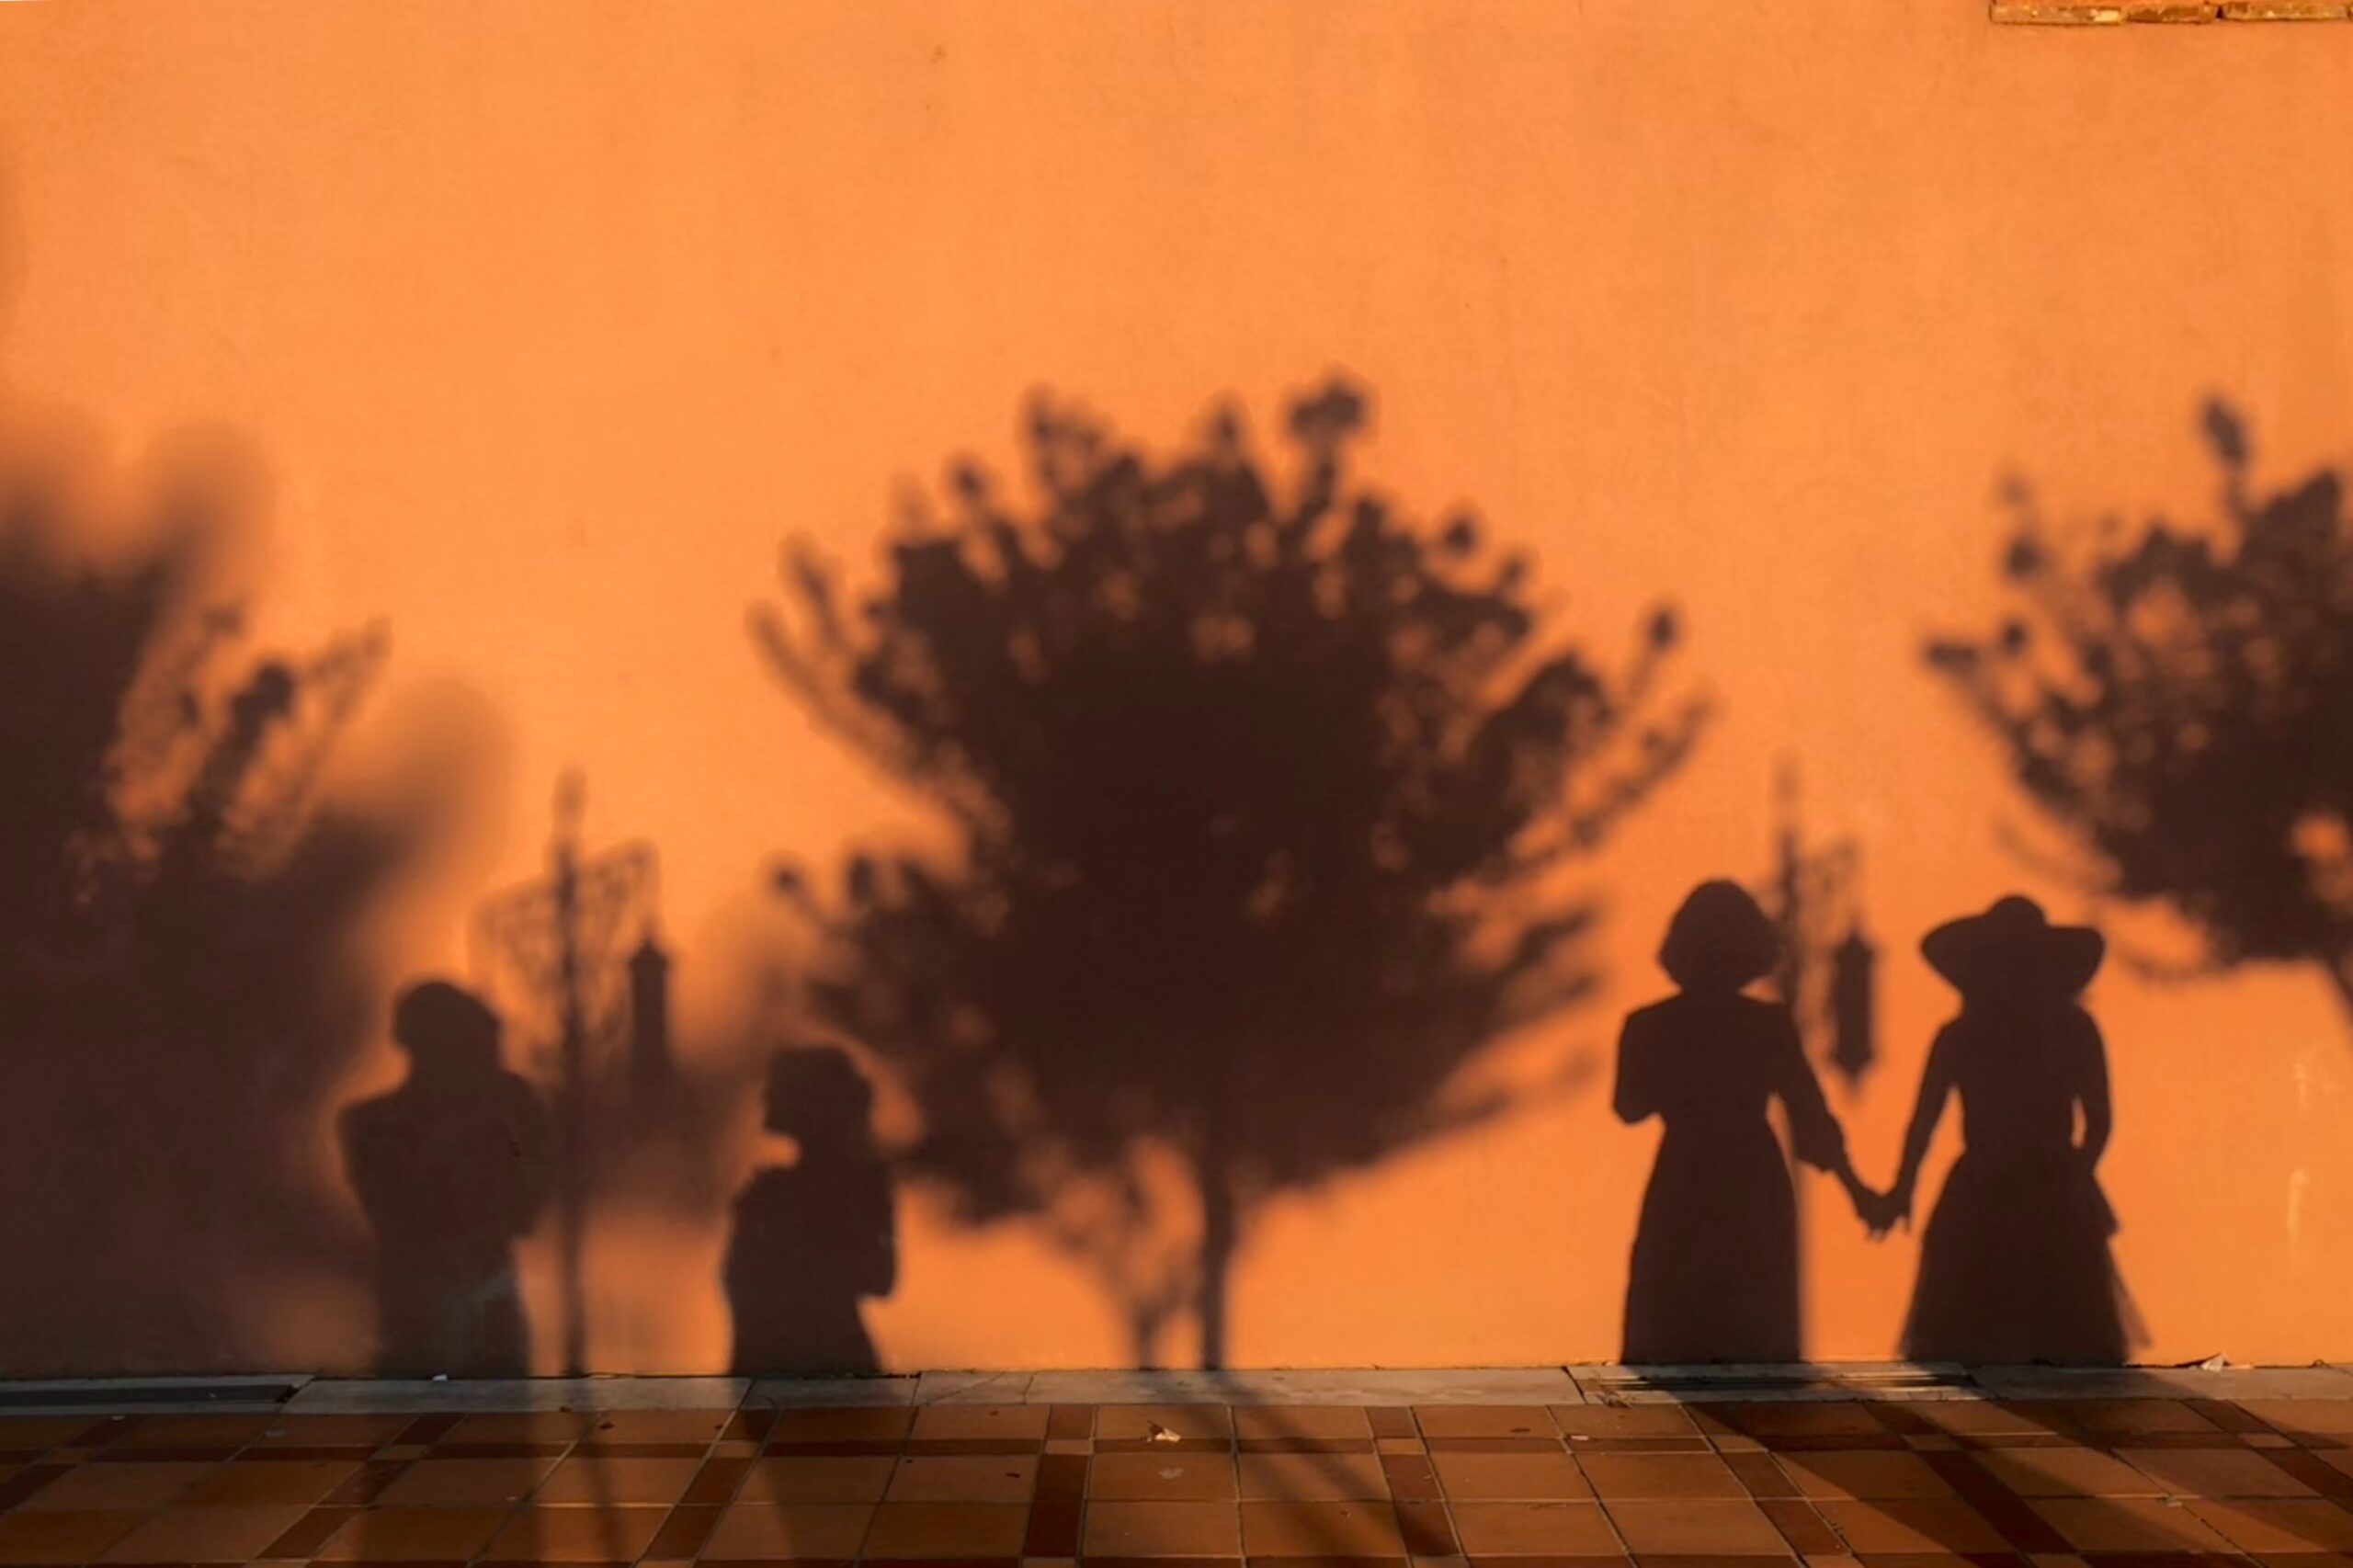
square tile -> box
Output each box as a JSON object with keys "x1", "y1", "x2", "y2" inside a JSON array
[
  {"x1": 767, "y1": 1405, "x2": 914, "y2": 1445},
  {"x1": 1814, "y1": 1497, "x2": 2014, "y2": 1553},
  {"x1": 2236, "y1": 1402, "x2": 2353, "y2": 1438},
  {"x1": 739, "y1": 1455, "x2": 898, "y2": 1504},
  {"x1": 908, "y1": 1404, "x2": 1050, "y2": 1442},
  {"x1": 1415, "y1": 1406, "x2": 1560, "y2": 1439},
  {"x1": 0, "y1": 1511, "x2": 141, "y2": 1564},
  {"x1": 1242, "y1": 1499, "x2": 1404, "y2": 1555},
  {"x1": 1433, "y1": 1450, "x2": 1592, "y2": 1500},
  {"x1": 2184, "y1": 1497, "x2": 2353, "y2": 1553},
  {"x1": 2029, "y1": 1496, "x2": 2238, "y2": 1551},
  {"x1": 98, "y1": 1506, "x2": 315, "y2": 1564},
  {"x1": 1235, "y1": 1406, "x2": 1372, "y2": 1441},
  {"x1": 1603, "y1": 1497, "x2": 1790, "y2": 1554},
  {"x1": 576, "y1": 1411, "x2": 733, "y2": 1446},
  {"x1": 2121, "y1": 1447, "x2": 2320, "y2": 1497},
  {"x1": 1703, "y1": 1403, "x2": 1891, "y2": 1438},
  {"x1": 532, "y1": 1455, "x2": 706, "y2": 1505},
  {"x1": 1237, "y1": 1451, "x2": 1389, "y2": 1500},
  {"x1": 1450, "y1": 1499, "x2": 1623, "y2": 1555},
  {"x1": 116, "y1": 1417, "x2": 273, "y2": 1450},
  {"x1": 885, "y1": 1454, "x2": 1039, "y2": 1502},
  {"x1": 1097, "y1": 1405, "x2": 1233, "y2": 1442},
  {"x1": 18, "y1": 1462, "x2": 214, "y2": 1511},
  {"x1": 1975, "y1": 1446, "x2": 2164, "y2": 1498},
  {"x1": 1090, "y1": 1451, "x2": 1236, "y2": 1501},
  {"x1": 0, "y1": 1421, "x2": 100, "y2": 1453},
  {"x1": 441, "y1": 1413, "x2": 598, "y2": 1446},
  {"x1": 865, "y1": 1500, "x2": 1029, "y2": 1555},
  {"x1": 251, "y1": 1416, "x2": 412, "y2": 1449},
  {"x1": 1083, "y1": 1500, "x2": 1243, "y2": 1555},
  {"x1": 699, "y1": 1502, "x2": 873, "y2": 1559},
  {"x1": 1776, "y1": 1452, "x2": 1958, "y2": 1499},
  {"x1": 1581, "y1": 1452, "x2": 1747, "y2": 1499},
  {"x1": 483, "y1": 1504, "x2": 668, "y2": 1562},
  {"x1": 313, "y1": 1506, "x2": 510, "y2": 1561},
  {"x1": 1918, "y1": 1403, "x2": 2074, "y2": 1438},
  {"x1": 376, "y1": 1456, "x2": 558, "y2": 1506},
  {"x1": 183, "y1": 1460, "x2": 362, "y2": 1507},
  {"x1": 2060, "y1": 1401, "x2": 2220, "y2": 1437}
]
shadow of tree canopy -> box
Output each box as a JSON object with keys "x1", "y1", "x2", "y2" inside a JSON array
[
  {"x1": 0, "y1": 402, "x2": 498, "y2": 1371},
  {"x1": 1927, "y1": 400, "x2": 2353, "y2": 1024},
  {"x1": 753, "y1": 377, "x2": 1708, "y2": 1367}
]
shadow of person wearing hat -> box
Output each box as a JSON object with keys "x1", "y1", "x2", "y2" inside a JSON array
[
  {"x1": 1872, "y1": 895, "x2": 2142, "y2": 1364},
  {"x1": 1617, "y1": 880, "x2": 1881, "y2": 1363},
  {"x1": 722, "y1": 1043, "x2": 896, "y2": 1373},
  {"x1": 338, "y1": 980, "x2": 554, "y2": 1375}
]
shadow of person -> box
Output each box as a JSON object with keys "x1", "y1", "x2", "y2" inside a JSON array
[
  {"x1": 337, "y1": 981, "x2": 553, "y2": 1375},
  {"x1": 722, "y1": 1044, "x2": 896, "y2": 1374},
  {"x1": 1879, "y1": 896, "x2": 2142, "y2": 1364},
  {"x1": 1618, "y1": 881, "x2": 1877, "y2": 1363}
]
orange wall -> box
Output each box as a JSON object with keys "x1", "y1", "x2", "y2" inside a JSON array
[{"x1": 3, "y1": 0, "x2": 2351, "y2": 1373}]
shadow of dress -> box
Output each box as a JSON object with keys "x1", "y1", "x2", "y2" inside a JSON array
[
  {"x1": 723, "y1": 1152, "x2": 894, "y2": 1374},
  {"x1": 1900, "y1": 1000, "x2": 2136, "y2": 1363},
  {"x1": 1617, "y1": 990, "x2": 1847, "y2": 1363}
]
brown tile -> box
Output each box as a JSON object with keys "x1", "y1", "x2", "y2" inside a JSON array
[
  {"x1": 0, "y1": 1421, "x2": 97, "y2": 1454},
  {"x1": 1724, "y1": 1452, "x2": 1800, "y2": 1499},
  {"x1": 1777, "y1": 1453, "x2": 1958, "y2": 1500},
  {"x1": 98, "y1": 1506, "x2": 314, "y2": 1563},
  {"x1": 2059, "y1": 1403, "x2": 2219, "y2": 1438},
  {"x1": 1234, "y1": 1408, "x2": 1373, "y2": 1443},
  {"x1": 1554, "y1": 1406, "x2": 1699, "y2": 1439},
  {"x1": 1366, "y1": 1408, "x2": 1417, "y2": 1440},
  {"x1": 1434, "y1": 1450, "x2": 1591, "y2": 1500},
  {"x1": 1815, "y1": 1498, "x2": 2014, "y2": 1554},
  {"x1": 578, "y1": 1411, "x2": 732, "y2": 1447},
  {"x1": 2238, "y1": 1403, "x2": 2353, "y2": 1440},
  {"x1": 699, "y1": 1502, "x2": 873, "y2": 1559},
  {"x1": 2277, "y1": 1449, "x2": 2353, "y2": 1494},
  {"x1": 1241, "y1": 1499, "x2": 1404, "y2": 1555},
  {"x1": 1701, "y1": 1404, "x2": 1892, "y2": 1439},
  {"x1": 864, "y1": 1500, "x2": 1029, "y2": 1556},
  {"x1": 313, "y1": 1506, "x2": 509, "y2": 1561},
  {"x1": 115, "y1": 1417, "x2": 273, "y2": 1451},
  {"x1": 0, "y1": 1511, "x2": 141, "y2": 1564},
  {"x1": 0, "y1": 1468, "x2": 65, "y2": 1512},
  {"x1": 441, "y1": 1413, "x2": 598, "y2": 1447},
  {"x1": 1415, "y1": 1406, "x2": 1559, "y2": 1440},
  {"x1": 1452, "y1": 1499, "x2": 1622, "y2": 1555},
  {"x1": 1092, "y1": 1452, "x2": 1236, "y2": 1501},
  {"x1": 1919, "y1": 1405, "x2": 2076, "y2": 1439},
  {"x1": 1084, "y1": 1500, "x2": 1242, "y2": 1556},
  {"x1": 531, "y1": 1455, "x2": 705, "y2": 1505},
  {"x1": 739, "y1": 1455, "x2": 898, "y2": 1505},
  {"x1": 722, "y1": 1411, "x2": 776, "y2": 1447},
  {"x1": 483, "y1": 1504, "x2": 668, "y2": 1562},
  {"x1": 1582, "y1": 1454, "x2": 1747, "y2": 1500},
  {"x1": 1395, "y1": 1498, "x2": 1460, "y2": 1556},
  {"x1": 1097, "y1": 1407, "x2": 1233, "y2": 1443},
  {"x1": 2120, "y1": 1448, "x2": 2320, "y2": 1498},
  {"x1": 640, "y1": 1504, "x2": 720, "y2": 1562},
  {"x1": 2027, "y1": 1498, "x2": 2236, "y2": 1552},
  {"x1": 683, "y1": 1457, "x2": 754, "y2": 1506},
  {"x1": 765, "y1": 1405, "x2": 913, "y2": 1446},
  {"x1": 1381, "y1": 1453, "x2": 1440, "y2": 1502},
  {"x1": 1045, "y1": 1405, "x2": 1095, "y2": 1441},
  {"x1": 182, "y1": 1459, "x2": 361, "y2": 1507},
  {"x1": 250, "y1": 1416, "x2": 412, "y2": 1450},
  {"x1": 1758, "y1": 1497, "x2": 1844, "y2": 1554},
  {"x1": 1973, "y1": 1449, "x2": 2160, "y2": 1499},
  {"x1": 1236, "y1": 1452, "x2": 1387, "y2": 1501},
  {"x1": 394, "y1": 1415, "x2": 461, "y2": 1447},
  {"x1": 908, "y1": 1405, "x2": 1050, "y2": 1443},
  {"x1": 257, "y1": 1505, "x2": 354, "y2": 1559},
  {"x1": 376, "y1": 1456, "x2": 557, "y2": 1506},
  {"x1": 1037, "y1": 1453, "x2": 1088, "y2": 1503},
  {"x1": 885, "y1": 1455, "x2": 1039, "y2": 1502},
  {"x1": 1604, "y1": 1499, "x2": 1790, "y2": 1555},
  {"x1": 2184, "y1": 1498, "x2": 2353, "y2": 1553},
  {"x1": 18, "y1": 1463, "x2": 214, "y2": 1511},
  {"x1": 1023, "y1": 1497, "x2": 1080, "y2": 1556}
]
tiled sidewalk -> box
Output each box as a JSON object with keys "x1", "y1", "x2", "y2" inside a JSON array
[{"x1": 3, "y1": 1393, "x2": 2353, "y2": 1566}]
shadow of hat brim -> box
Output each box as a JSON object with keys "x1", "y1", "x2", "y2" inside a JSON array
[{"x1": 1921, "y1": 917, "x2": 2104, "y2": 996}]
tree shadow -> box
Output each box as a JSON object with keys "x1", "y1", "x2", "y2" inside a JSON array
[
  {"x1": 752, "y1": 375, "x2": 1708, "y2": 1368},
  {"x1": 0, "y1": 381, "x2": 505, "y2": 1370},
  {"x1": 1927, "y1": 398, "x2": 2353, "y2": 1028}
]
